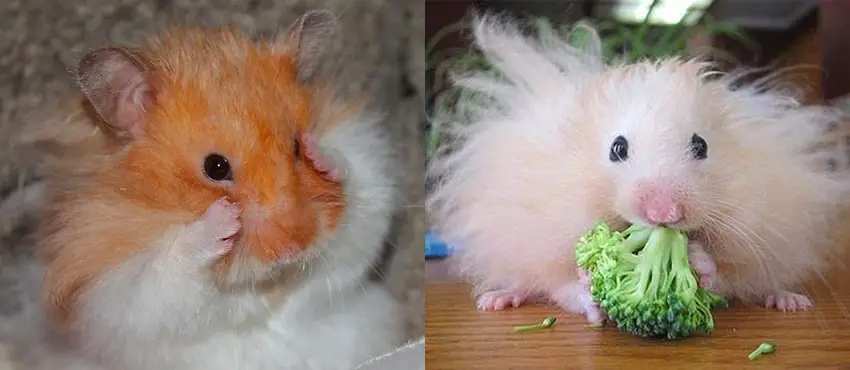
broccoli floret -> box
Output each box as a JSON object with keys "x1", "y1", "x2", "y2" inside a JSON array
[{"x1": 575, "y1": 222, "x2": 728, "y2": 340}]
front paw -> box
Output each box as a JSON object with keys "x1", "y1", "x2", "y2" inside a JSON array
[
  {"x1": 764, "y1": 291, "x2": 812, "y2": 312},
  {"x1": 552, "y1": 275, "x2": 607, "y2": 325},
  {"x1": 184, "y1": 197, "x2": 242, "y2": 263},
  {"x1": 687, "y1": 241, "x2": 716, "y2": 289}
]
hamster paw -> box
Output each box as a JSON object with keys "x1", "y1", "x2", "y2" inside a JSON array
[
  {"x1": 581, "y1": 297, "x2": 606, "y2": 325},
  {"x1": 476, "y1": 289, "x2": 528, "y2": 311},
  {"x1": 764, "y1": 291, "x2": 812, "y2": 312},
  {"x1": 687, "y1": 241, "x2": 716, "y2": 289},
  {"x1": 578, "y1": 270, "x2": 607, "y2": 325},
  {"x1": 301, "y1": 133, "x2": 342, "y2": 181},
  {"x1": 190, "y1": 197, "x2": 242, "y2": 261},
  {"x1": 551, "y1": 272, "x2": 607, "y2": 325}
]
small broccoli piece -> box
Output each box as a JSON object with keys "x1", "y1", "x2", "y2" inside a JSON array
[
  {"x1": 575, "y1": 222, "x2": 728, "y2": 340},
  {"x1": 512, "y1": 316, "x2": 557, "y2": 333},
  {"x1": 748, "y1": 342, "x2": 776, "y2": 360}
]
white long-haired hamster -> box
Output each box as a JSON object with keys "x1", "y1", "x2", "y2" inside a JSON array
[
  {"x1": 427, "y1": 14, "x2": 850, "y2": 324},
  {"x1": 1, "y1": 10, "x2": 405, "y2": 370}
]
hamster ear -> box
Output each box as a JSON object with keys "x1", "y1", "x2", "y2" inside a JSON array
[
  {"x1": 77, "y1": 47, "x2": 153, "y2": 141},
  {"x1": 279, "y1": 10, "x2": 337, "y2": 84}
]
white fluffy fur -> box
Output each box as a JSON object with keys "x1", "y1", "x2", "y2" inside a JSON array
[
  {"x1": 427, "y1": 15, "x2": 850, "y2": 317},
  {"x1": 3, "y1": 113, "x2": 404, "y2": 370}
]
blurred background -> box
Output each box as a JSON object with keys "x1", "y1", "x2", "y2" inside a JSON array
[
  {"x1": 427, "y1": 0, "x2": 837, "y2": 103},
  {"x1": 0, "y1": 0, "x2": 425, "y2": 345}
]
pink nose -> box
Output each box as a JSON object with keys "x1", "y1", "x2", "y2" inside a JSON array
[{"x1": 639, "y1": 194, "x2": 683, "y2": 225}]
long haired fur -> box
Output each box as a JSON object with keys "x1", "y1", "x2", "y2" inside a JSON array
[{"x1": 427, "y1": 14, "x2": 850, "y2": 311}]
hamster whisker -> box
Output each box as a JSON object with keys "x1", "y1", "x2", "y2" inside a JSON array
[
  {"x1": 318, "y1": 242, "x2": 373, "y2": 311},
  {"x1": 311, "y1": 247, "x2": 341, "y2": 308},
  {"x1": 704, "y1": 197, "x2": 798, "y2": 257},
  {"x1": 715, "y1": 211, "x2": 790, "y2": 282},
  {"x1": 702, "y1": 210, "x2": 778, "y2": 290},
  {"x1": 706, "y1": 197, "x2": 823, "y2": 283},
  {"x1": 323, "y1": 221, "x2": 397, "y2": 280},
  {"x1": 322, "y1": 236, "x2": 371, "y2": 297},
  {"x1": 708, "y1": 197, "x2": 808, "y2": 239}
]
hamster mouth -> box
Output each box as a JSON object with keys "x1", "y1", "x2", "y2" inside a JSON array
[{"x1": 627, "y1": 218, "x2": 698, "y2": 233}]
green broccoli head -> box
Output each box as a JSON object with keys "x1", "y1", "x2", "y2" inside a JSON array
[{"x1": 575, "y1": 222, "x2": 728, "y2": 340}]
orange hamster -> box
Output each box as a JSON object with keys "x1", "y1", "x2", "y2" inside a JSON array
[
  {"x1": 2, "y1": 10, "x2": 405, "y2": 370},
  {"x1": 427, "y1": 14, "x2": 850, "y2": 324}
]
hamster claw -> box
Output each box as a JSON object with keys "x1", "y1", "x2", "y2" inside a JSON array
[
  {"x1": 764, "y1": 291, "x2": 812, "y2": 312},
  {"x1": 476, "y1": 289, "x2": 528, "y2": 311}
]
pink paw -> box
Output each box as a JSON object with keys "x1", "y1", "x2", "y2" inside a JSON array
[
  {"x1": 687, "y1": 241, "x2": 716, "y2": 289},
  {"x1": 552, "y1": 272, "x2": 607, "y2": 325},
  {"x1": 764, "y1": 291, "x2": 812, "y2": 312},
  {"x1": 301, "y1": 133, "x2": 342, "y2": 181},
  {"x1": 191, "y1": 197, "x2": 242, "y2": 261},
  {"x1": 476, "y1": 289, "x2": 527, "y2": 311},
  {"x1": 577, "y1": 271, "x2": 606, "y2": 324},
  {"x1": 582, "y1": 298, "x2": 606, "y2": 325}
]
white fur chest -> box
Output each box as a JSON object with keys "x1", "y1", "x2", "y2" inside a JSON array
[{"x1": 70, "y1": 280, "x2": 403, "y2": 370}]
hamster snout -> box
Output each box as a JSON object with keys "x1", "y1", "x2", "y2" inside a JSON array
[{"x1": 632, "y1": 181, "x2": 686, "y2": 226}]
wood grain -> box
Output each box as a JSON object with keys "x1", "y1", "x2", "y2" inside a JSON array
[{"x1": 426, "y1": 273, "x2": 850, "y2": 370}]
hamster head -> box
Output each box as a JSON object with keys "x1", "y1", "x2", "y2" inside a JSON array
[
  {"x1": 590, "y1": 60, "x2": 724, "y2": 230},
  {"x1": 75, "y1": 11, "x2": 348, "y2": 284},
  {"x1": 586, "y1": 60, "x2": 844, "y2": 235}
]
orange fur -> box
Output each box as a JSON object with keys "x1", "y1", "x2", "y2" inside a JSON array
[{"x1": 38, "y1": 26, "x2": 350, "y2": 327}]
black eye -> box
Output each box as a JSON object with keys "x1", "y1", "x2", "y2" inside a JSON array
[
  {"x1": 203, "y1": 154, "x2": 233, "y2": 182},
  {"x1": 609, "y1": 135, "x2": 629, "y2": 162},
  {"x1": 293, "y1": 138, "x2": 300, "y2": 157},
  {"x1": 690, "y1": 133, "x2": 708, "y2": 160}
]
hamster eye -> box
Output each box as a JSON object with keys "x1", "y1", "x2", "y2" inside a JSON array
[
  {"x1": 293, "y1": 138, "x2": 300, "y2": 157},
  {"x1": 203, "y1": 154, "x2": 233, "y2": 182},
  {"x1": 609, "y1": 135, "x2": 629, "y2": 162},
  {"x1": 690, "y1": 133, "x2": 708, "y2": 160}
]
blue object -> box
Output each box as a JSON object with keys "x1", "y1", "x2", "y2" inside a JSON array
[{"x1": 425, "y1": 231, "x2": 454, "y2": 259}]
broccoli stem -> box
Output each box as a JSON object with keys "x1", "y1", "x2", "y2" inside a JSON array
[
  {"x1": 620, "y1": 226, "x2": 653, "y2": 254},
  {"x1": 668, "y1": 231, "x2": 698, "y2": 294},
  {"x1": 630, "y1": 228, "x2": 676, "y2": 301},
  {"x1": 512, "y1": 316, "x2": 558, "y2": 333},
  {"x1": 748, "y1": 342, "x2": 776, "y2": 360}
]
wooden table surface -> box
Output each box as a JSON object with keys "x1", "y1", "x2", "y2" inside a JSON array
[{"x1": 425, "y1": 261, "x2": 850, "y2": 370}]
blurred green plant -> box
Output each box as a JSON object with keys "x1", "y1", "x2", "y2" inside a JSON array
[{"x1": 425, "y1": 11, "x2": 755, "y2": 160}]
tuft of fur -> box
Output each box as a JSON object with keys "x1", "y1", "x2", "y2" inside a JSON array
[
  {"x1": 1, "y1": 12, "x2": 405, "y2": 370},
  {"x1": 426, "y1": 14, "x2": 850, "y2": 317}
]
